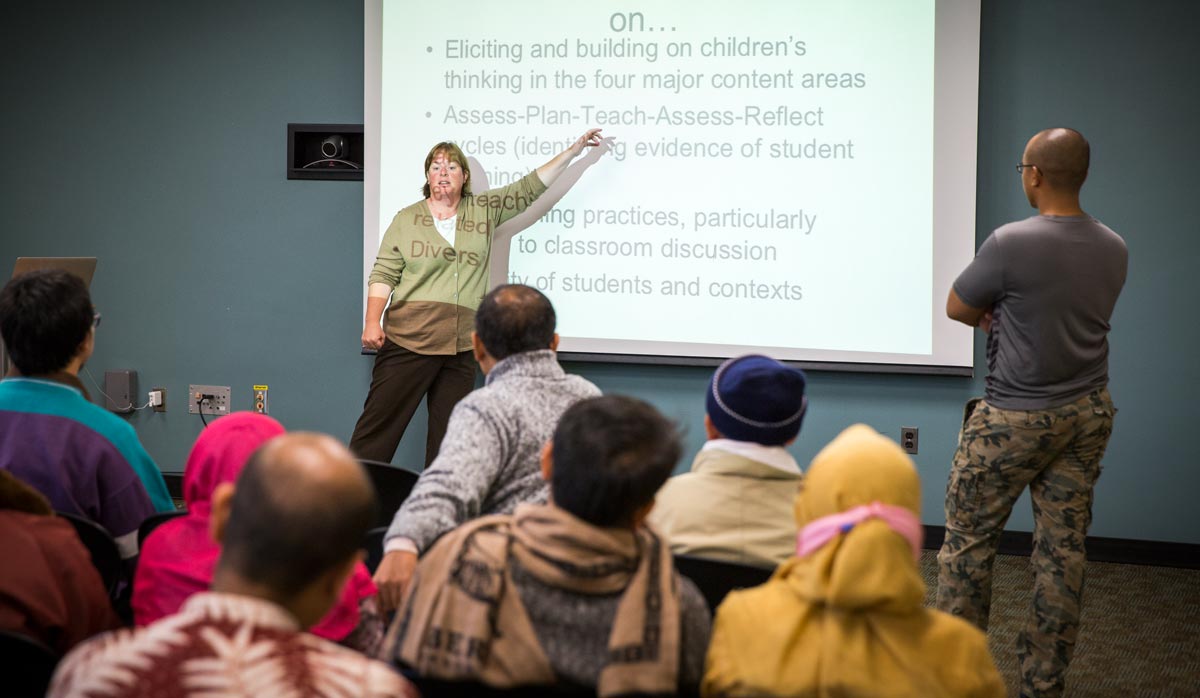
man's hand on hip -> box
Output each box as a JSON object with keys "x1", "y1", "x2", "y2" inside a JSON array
[{"x1": 373, "y1": 550, "x2": 419, "y2": 612}]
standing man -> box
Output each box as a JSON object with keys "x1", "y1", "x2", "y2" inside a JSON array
[{"x1": 936, "y1": 128, "x2": 1127, "y2": 698}]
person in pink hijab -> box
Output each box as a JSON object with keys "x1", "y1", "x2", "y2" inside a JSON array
[{"x1": 132, "y1": 412, "x2": 384, "y2": 654}]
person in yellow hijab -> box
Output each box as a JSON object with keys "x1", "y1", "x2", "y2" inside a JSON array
[{"x1": 702, "y1": 424, "x2": 1005, "y2": 698}]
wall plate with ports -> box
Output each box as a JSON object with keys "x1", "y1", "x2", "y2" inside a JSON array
[
  {"x1": 189, "y1": 385, "x2": 230, "y2": 416},
  {"x1": 253, "y1": 385, "x2": 269, "y2": 415}
]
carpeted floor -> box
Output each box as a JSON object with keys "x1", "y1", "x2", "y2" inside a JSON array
[{"x1": 919, "y1": 552, "x2": 1200, "y2": 697}]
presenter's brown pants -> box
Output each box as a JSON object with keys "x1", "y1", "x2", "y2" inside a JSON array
[{"x1": 349, "y1": 340, "x2": 477, "y2": 467}]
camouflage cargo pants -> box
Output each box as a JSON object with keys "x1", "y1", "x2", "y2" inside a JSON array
[{"x1": 936, "y1": 388, "x2": 1115, "y2": 698}]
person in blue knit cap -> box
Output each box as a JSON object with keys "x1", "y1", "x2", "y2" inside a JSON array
[{"x1": 649, "y1": 354, "x2": 808, "y2": 568}]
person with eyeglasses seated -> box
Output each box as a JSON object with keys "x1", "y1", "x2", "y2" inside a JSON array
[
  {"x1": 938, "y1": 128, "x2": 1127, "y2": 698},
  {"x1": 703, "y1": 425, "x2": 1004, "y2": 698},
  {"x1": 0, "y1": 270, "x2": 172, "y2": 559}
]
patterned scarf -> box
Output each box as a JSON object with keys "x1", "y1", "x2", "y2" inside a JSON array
[{"x1": 391, "y1": 503, "x2": 679, "y2": 696}]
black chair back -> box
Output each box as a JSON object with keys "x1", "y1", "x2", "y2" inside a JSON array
[
  {"x1": 0, "y1": 630, "x2": 60, "y2": 697},
  {"x1": 138, "y1": 509, "x2": 187, "y2": 548},
  {"x1": 364, "y1": 526, "x2": 387, "y2": 574},
  {"x1": 57, "y1": 511, "x2": 123, "y2": 597},
  {"x1": 673, "y1": 554, "x2": 775, "y2": 613},
  {"x1": 359, "y1": 459, "x2": 420, "y2": 527}
]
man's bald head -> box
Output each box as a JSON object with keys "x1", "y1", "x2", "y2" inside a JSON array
[
  {"x1": 217, "y1": 433, "x2": 377, "y2": 598},
  {"x1": 1024, "y1": 128, "x2": 1090, "y2": 192},
  {"x1": 474, "y1": 284, "x2": 557, "y2": 360}
]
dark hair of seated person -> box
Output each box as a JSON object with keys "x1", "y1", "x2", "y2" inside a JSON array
[
  {"x1": 0, "y1": 269, "x2": 93, "y2": 376},
  {"x1": 218, "y1": 442, "x2": 378, "y2": 598},
  {"x1": 474, "y1": 284, "x2": 556, "y2": 361},
  {"x1": 550, "y1": 395, "x2": 682, "y2": 528}
]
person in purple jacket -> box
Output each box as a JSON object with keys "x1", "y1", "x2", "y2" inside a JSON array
[{"x1": 0, "y1": 269, "x2": 171, "y2": 558}]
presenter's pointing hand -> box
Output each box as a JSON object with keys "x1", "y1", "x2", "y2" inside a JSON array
[
  {"x1": 570, "y1": 128, "x2": 604, "y2": 157},
  {"x1": 374, "y1": 549, "x2": 419, "y2": 612},
  {"x1": 362, "y1": 324, "x2": 386, "y2": 351}
]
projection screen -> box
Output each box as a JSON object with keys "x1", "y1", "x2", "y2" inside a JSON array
[{"x1": 364, "y1": 0, "x2": 981, "y2": 373}]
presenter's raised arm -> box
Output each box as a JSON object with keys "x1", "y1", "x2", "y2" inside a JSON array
[{"x1": 536, "y1": 127, "x2": 603, "y2": 188}]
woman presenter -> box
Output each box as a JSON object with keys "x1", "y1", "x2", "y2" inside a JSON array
[{"x1": 350, "y1": 129, "x2": 602, "y2": 466}]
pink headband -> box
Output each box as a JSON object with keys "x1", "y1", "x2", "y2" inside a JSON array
[{"x1": 796, "y1": 501, "x2": 924, "y2": 562}]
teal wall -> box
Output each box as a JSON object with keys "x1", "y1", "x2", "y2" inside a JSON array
[{"x1": 2, "y1": 1, "x2": 1196, "y2": 543}]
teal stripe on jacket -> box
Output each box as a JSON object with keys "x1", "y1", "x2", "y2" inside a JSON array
[{"x1": 0, "y1": 378, "x2": 173, "y2": 512}]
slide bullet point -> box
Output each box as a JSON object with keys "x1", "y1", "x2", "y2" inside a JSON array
[
  {"x1": 426, "y1": 46, "x2": 432, "y2": 53},
  {"x1": 425, "y1": 111, "x2": 431, "y2": 118}
]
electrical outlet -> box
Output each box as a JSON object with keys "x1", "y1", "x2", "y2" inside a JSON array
[
  {"x1": 252, "y1": 384, "x2": 269, "y2": 415},
  {"x1": 188, "y1": 384, "x2": 231, "y2": 416},
  {"x1": 149, "y1": 387, "x2": 166, "y2": 412},
  {"x1": 900, "y1": 427, "x2": 919, "y2": 455}
]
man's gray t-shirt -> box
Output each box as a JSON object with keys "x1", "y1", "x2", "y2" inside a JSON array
[{"x1": 954, "y1": 214, "x2": 1127, "y2": 410}]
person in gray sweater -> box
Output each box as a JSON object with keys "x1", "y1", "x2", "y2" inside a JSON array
[
  {"x1": 373, "y1": 284, "x2": 600, "y2": 610},
  {"x1": 390, "y1": 395, "x2": 711, "y2": 696}
]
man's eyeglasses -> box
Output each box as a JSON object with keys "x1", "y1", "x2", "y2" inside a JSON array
[
  {"x1": 1016, "y1": 163, "x2": 1039, "y2": 174},
  {"x1": 93, "y1": 311, "x2": 102, "y2": 329}
]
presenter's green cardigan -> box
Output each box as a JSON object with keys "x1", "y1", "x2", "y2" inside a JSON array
[{"x1": 368, "y1": 172, "x2": 546, "y2": 355}]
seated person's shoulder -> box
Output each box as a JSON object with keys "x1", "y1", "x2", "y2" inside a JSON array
[
  {"x1": 442, "y1": 391, "x2": 507, "y2": 431},
  {"x1": 647, "y1": 471, "x2": 699, "y2": 516},
  {"x1": 424, "y1": 512, "x2": 513, "y2": 554},
  {"x1": 55, "y1": 396, "x2": 144, "y2": 446},
  {"x1": 565, "y1": 375, "x2": 602, "y2": 397},
  {"x1": 916, "y1": 609, "x2": 1003, "y2": 692},
  {"x1": 299, "y1": 633, "x2": 412, "y2": 692},
  {"x1": 675, "y1": 572, "x2": 709, "y2": 614},
  {"x1": 33, "y1": 511, "x2": 88, "y2": 545},
  {"x1": 53, "y1": 625, "x2": 149, "y2": 681},
  {"x1": 0, "y1": 510, "x2": 73, "y2": 558},
  {"x1": 661, "y1": 469, "x2": 701, "y2": 488},
  {"x1": 651, "y1": 466, "x2": 733, "y2": 516},
  {"x1": 711, "y1": 575, "x2": 790, "y2": 624},
  {"x1": 94, "y1": 407, "x2": 144, "y2": 443}
]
